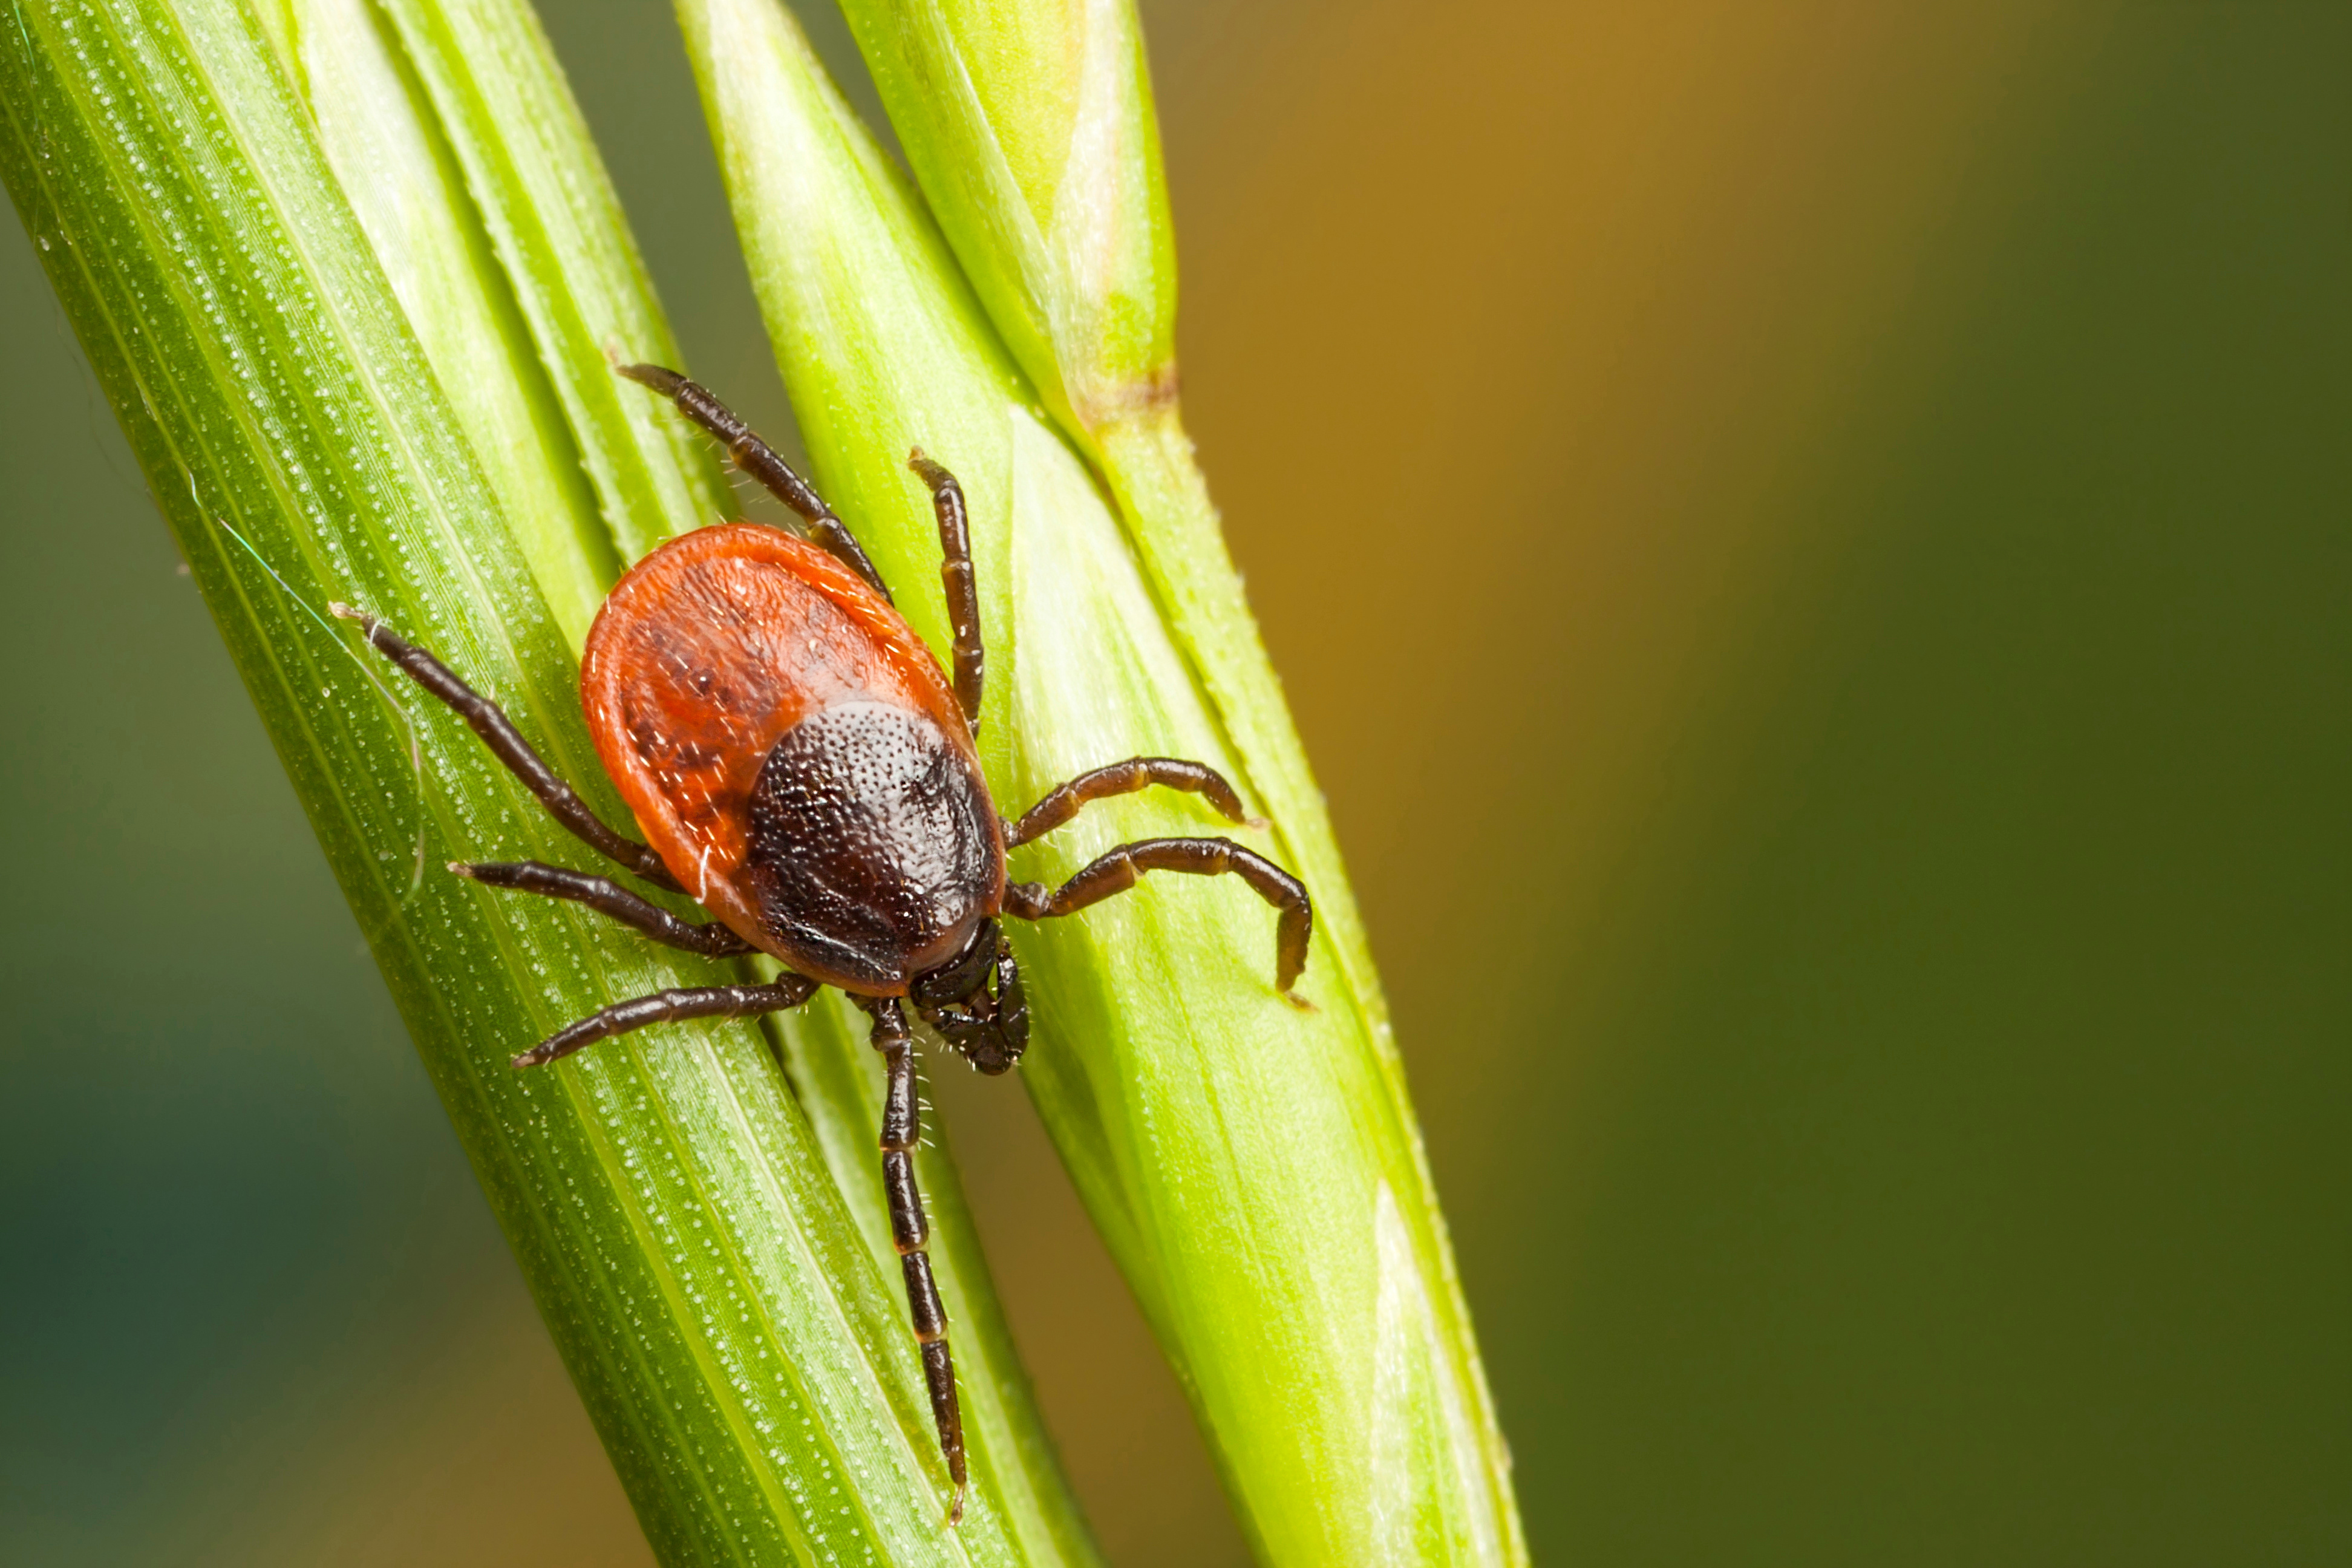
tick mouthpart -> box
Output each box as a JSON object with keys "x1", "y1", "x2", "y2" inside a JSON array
[{"x1": 447, "y1": 861, "x2": 478, "y2": 878}]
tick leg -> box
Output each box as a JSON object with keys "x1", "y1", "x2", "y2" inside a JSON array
[
  {"x1": 454, "y1": 861, "x2": 754, "y2": 958},
  {"x1": 1004, "y1": 757, "x2": 1249, "y2": 848},
  {"x1": 332, "y1": 606, "x2": 681, "y2": 891},
  {"x1": 854, "y1": 995, "x2": 969, "y2": 1524},
  {"x1": 907, "y1": 451, "x2": 982, "y2": 731},
  {"x1": 619, "y1": 364, "x2": 892, "y2": 603},
  {"x1": 511, "y1": 973, "x2": 819, "y2": 1068},
  {"x1": 1004, "y1": 837, "x2": 1313, "y2": 1001}
]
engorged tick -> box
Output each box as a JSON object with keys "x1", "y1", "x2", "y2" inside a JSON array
[{"x1": 333, "y1": 365, "x2": 1312, "y2": 1527}]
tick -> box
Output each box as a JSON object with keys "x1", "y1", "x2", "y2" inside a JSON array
[{"x1": 335, "y1": 365, "x2": 1312, "y2": 1524}]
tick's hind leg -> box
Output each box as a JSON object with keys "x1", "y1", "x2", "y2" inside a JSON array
[
  {"x1": 619, "y1": 364, "x2": 892, "y2": 602},
  {"x1": 854, "y1": 996, "x2": 969, "y2": 1524},
  {"x1": 511, "y1": 972, "x2": 818, "y2": 1068},
  {"x1": 333, "y1": 606, "x2": 679, "y2": 890},
  {"x1": 1004, "y1": 837, "x2": 1313, "y2": 1002},
  {"x1": 454, "y1": 861, "x2": 753, "y2": 957}
]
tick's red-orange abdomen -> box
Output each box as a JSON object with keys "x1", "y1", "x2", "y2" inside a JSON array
[{"x1": 580, "y1": 524, "x2": 1004, "y2": 993}]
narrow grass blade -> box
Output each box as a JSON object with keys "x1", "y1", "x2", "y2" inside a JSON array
[
  {"x1": 678, "y1": 1, "x2": 1521, "y2": 1560},
  {"x1": 838, "y1": 3, "x2": 1526, "y2": 1557},
  {"x1": 0, "y1": 0, "x2": 1091, "y2": 1558},
  {"x1": 368, "y1": 0, "x2": 732, "y2": 566},
  {"x1": 252, "y1": 0, "x2": 617, "y2": 643}
]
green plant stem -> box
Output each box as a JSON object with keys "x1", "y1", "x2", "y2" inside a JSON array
[
  {"x1": 676, "y1": 1, "x2": 1523, "y2": 1560},
  {"x1": 0, "y1": 1, "x2": 1096, "y2": 1560},
  {"x1": 256, "y1": 0, "x2": 619, "y2": 644},
  {"x1": 373, "y1": 0, "x2": 731, "y2": 566}
]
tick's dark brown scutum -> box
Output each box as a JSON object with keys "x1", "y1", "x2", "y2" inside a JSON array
[
  {"x1": 339, "y1": 367, "x2": 1316, "y2": 1529},
  {"x1": 746, "y1": 701, "x2": 998, "y2": 988}
]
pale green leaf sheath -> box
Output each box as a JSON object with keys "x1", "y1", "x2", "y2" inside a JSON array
[
  {"x1": 1, "y1": 0, "x2": 1089, "y2": 1560},
  {"x1": 253, "y1": 0, "x2": 618, "y2": 642},
  {"x1": 679, "y1": 0, "x2": 1522, "y2": 1561},
  {"x1": 368, "y1": 0, "x2": 733, "y2": 566}
]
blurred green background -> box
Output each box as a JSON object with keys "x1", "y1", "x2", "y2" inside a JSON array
[{"x1": 4, "y1": 1, "x2": 2344, "y2": 1563}]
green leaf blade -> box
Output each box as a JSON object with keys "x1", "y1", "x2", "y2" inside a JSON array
[
  {"x1": 687, "y1": 0, "x2": 1524, "y2": 1561},
  {"x1": 2, "y1": 1, "x2": 1091, "y2": 1558},
  {"x1": 371, "y1": 0, "x2": 733, "y2": 567},
  {"x1": 264, "y1": 0, "x2": 618, "y2": 644}
]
